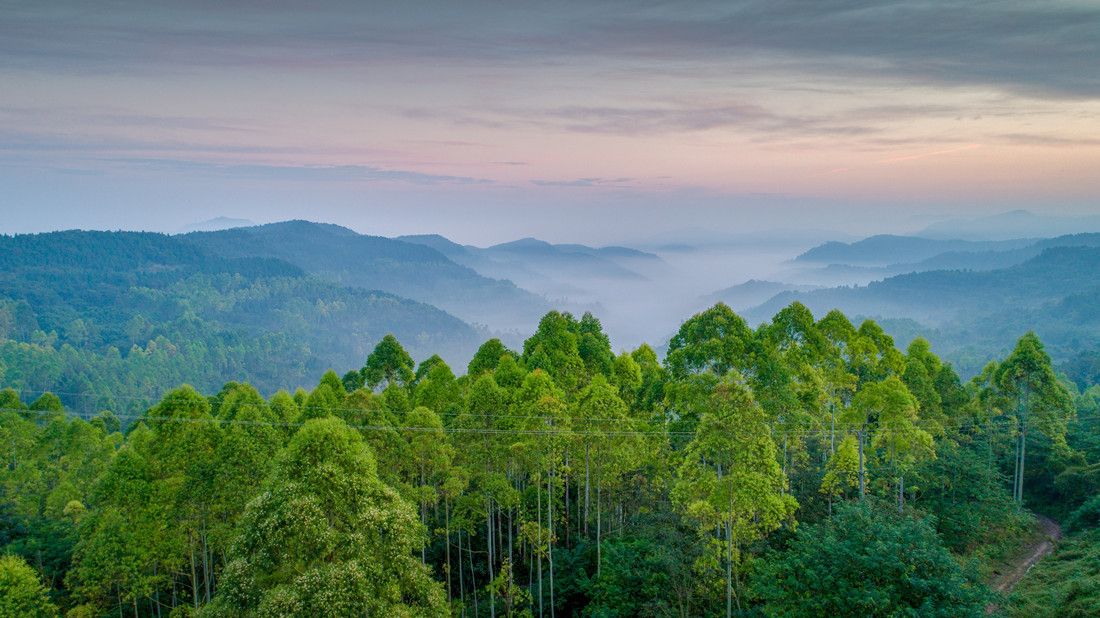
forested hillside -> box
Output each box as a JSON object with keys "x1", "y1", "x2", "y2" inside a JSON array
[
  {"x1": 397, "y1": 234, "x2": 663, "y2": 305},
  {"x1": 795, "y1": 232, "x2": 1100, "y2": 278},
  {"x1": 181, "y1": 221, "x2": 550, "y2": 332},
  {"x1": 753, "y1": 246, "x2": 1100, "y2": 376},
  {"x1": 0, "y1": 230, "x2": 481, "y2": 413},
  {"x1": 3, "y1": 302, "x2": 1098, "y2": 616}
]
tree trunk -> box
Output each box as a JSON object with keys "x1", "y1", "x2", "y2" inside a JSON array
[
  {"x1": 421, "y1": 465, "x2": 427, "y2": 565},
  {"x1": 563, "y1": 451, "x2": 570, "y2": 548},
  {"x1": 1018, "y1": 426, "x2": 1028, "y2": 503},
  {"x1": 458, "y1": 528, "x2": 465, "y2": 613},
  {"x1": 584, "y1": 444, "x2": 591, "y2": 537},
  {"x1": 596, "y1": 482, "x2": 602, "y2": 577},
  {"x1": 726, "y1": 518, "x2": 733, "y2": 618},
  {"x1": 445, "y1": 499, "x2": 452, "y2": 604},
  {"x1": 537, "y1": 480, "x2": 543, "y2": 618},
  {"x1": 201, "y1": 526, "x2": 211, "y2": 604},
  {"x1": 469, "y1": 531, "x2": 479, "y2": 618},
  {"x1": 488, "y1": 500, "x2": 496, "y2": 618},
  {"x1": 898, "y1": 474, "x2": 905, "y2": 513},
  {"x1": 858, "y1": 428, "x2": 866, "y2": 500},
  {"x1": 190, "y1": 537, "x2": 199, "y2": 609},
  {"x1": 508, "y1": 506, "x2": 514, "y2": 590},
  {"x1": 830, "y1": 403, "x2": 836, "y2": 454},
  {"x1": 548, "y1": 469, "x2": 555, "y2": 618}
]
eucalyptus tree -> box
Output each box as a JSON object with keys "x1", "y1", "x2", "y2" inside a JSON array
[
  {"x1": 849, "y1": 376, "x2": 935, "y2": 511},
  {"x1": 403, "y1": 406, "x2": 453, "y2": 566},
  {"x1": 362, "y1": 334, "x2": 416, "y2": 390},
  {"x1": 573, "y1": 373, "x2": 638, "y2": 578},
  {"x1": 512, "y1": 370, "x2": 570, "y2": 616},
  {"x1": 0, "y1": 554, "x2": 58, "y2": 617},
  {"x1": 413, "y1": 356, "x2": 462, "y2": 417},
  {"x1": 468, "y1": 338, "x2": 517, "y2": 377},
  {"x1": 994, "y1": 332, "x2": 1075, "y2": 503},
  {"x1": 673, "y1": 374, "x2": 797, "y2": 617},
  {"x1": 207, "y1": 417, "x2": 447, "y2": 617},
  {"x1": 522, "y1": 311, "x2": 587, "y2": 394}
]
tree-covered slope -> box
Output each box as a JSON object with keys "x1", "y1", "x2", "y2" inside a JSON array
[
  {"x1": 182, "y1": 221, "x2": 550, "y2": 331},
  {"x1": 751, "y1": 247, "x2": 1100, "y2": 374},
  {"x1": 0, "y1": 230, "x2": 480, "y2": 410},
  {"x1": 796, "y1": 234, "x2": 1034, "y2": 265}
]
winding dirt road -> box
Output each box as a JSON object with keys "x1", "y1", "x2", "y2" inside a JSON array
[
  {"x1": 986, "y1": 515, "x2": 1061, "y2": 614},
  {"x1": 991, "y1": 515, "x2": 1062, "y2": 595}
]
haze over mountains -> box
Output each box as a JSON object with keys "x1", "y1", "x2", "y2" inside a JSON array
[
  {"x1": 3, "y1": 209, "x2": 1099, "y2": 402},
  {"x1": 180, "y1": 221, "x2": 551, "y2": 333}
]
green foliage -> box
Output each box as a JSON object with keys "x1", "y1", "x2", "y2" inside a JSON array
[
  {"x1": 0, "y1": 230, "x2": 479, "y2": 415},
  {"x1": 1065, "y1": 494, "x2": 1100, "y2": 535},
  {"x1": 362, "y1": 334, "x2": 416, "y2": 390},
  {"x1": 208, "y1": 417, "x2": 447, "y2": 617},
  {"x1": 0, "y1": 554, "x2": 58, "y2": 617},
  {"x1": 4, "y1": 303, "x2": 1094, "y2": 616},
  {"x1": 752, "y1": 501, "x2": 990, "y2": 617},
  {"x1": 1008, "y1": 528, "x2": 1100, "y2": 617},
  {"x1": 467, "y1": 338, "x2": 515, "y2": 377}
]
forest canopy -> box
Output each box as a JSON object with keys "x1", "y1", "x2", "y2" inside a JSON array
[{"x1": 2, "y1": 303, "x2": 1098, "y2": 617}]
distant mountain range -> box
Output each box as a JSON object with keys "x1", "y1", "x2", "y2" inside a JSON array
[
  {"x1": 795, "y1": 232, "x2": 1100, "y2": 280},
  {"x1": 916, "y1": 209, "x2": 1100, "y2": 241},
  {"x1": 749, "y1": 245, "x2": 1100, "y2": 375},
  {"x1": 705, "y1": 280, "x2": 821, "y2": 310},
  {"x1": 0, "y1": 229, "x2": 481, "y2": 402},
  {"x1": 176, "y1": 216, "x2": 256, "y2": 233},
  {"x1": 796, "y1": 235, "x2": 1037, "y2": 266},
  {"x1": 397, "y1": 233, "x2": 663, "y2": 302},
  {"x1": 180, "y1": 221, "x2": 552, "y2": 332}
]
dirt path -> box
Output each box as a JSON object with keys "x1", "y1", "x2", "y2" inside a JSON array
[
  {"x1": 991, "y1": 515, "x2": 1062, "y2": 595},
  {"x1": 986, "y1": 515, "x2": 1062, "y2": 614}
]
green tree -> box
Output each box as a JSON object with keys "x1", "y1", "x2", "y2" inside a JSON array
[
  {"x1": 362, "y1": 334, "x2": 415, "y2": 390},
  {"x1": 752, "y1": 501, "x2": 989, "y2": 617},
  {"x1": 665, "y1": 303, "x2": 754, "y2": 379},
  {"x1": 0, "y1": 554, "x2": 58, "y2": 617},
  {"x1": 208, "y1": 417, "x2": 446, "y2": 616},
  {"x1": 522, "y1": 311, "x2": 587, "y2": 393},
  {"x1": 673, "y1": 375, "x2": 797, "y2": 616},
  {"x1": 995, "y1": 332, "x2": 1075, "y2": 503},
  {"x1": 850, "y1": 376, "x2": 935, "y2": 511},
  {"x1": 467, "y1": 338, "x2": 515, "y2": 377}
]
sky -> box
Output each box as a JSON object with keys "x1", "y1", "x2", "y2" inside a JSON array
[{"x1": 2, "y1": 0, "x2": 1099, "y2": 245}]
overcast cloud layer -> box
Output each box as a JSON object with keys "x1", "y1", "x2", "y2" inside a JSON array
[{"x1": 1, "y1": 0, "x2": 1098, "y2": 243}]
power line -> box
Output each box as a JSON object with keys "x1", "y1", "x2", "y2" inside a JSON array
[{"x1": 4, "y1": 405, "x2": 1073, "y2": 443}]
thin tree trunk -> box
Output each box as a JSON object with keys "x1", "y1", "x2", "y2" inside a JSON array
[
  {"x1": 898, "y1": 474, "x2": 905, "y2": 513},
  {"x1": 445, "y1": 499, "x2": 452, "y2": 604},
  {"x1": 584, "y1": 445, "x2": 591, "y2": 537},
  {"x1": 201, "y1": 527, "x2": 211, "y2": 604},
  {"x1": 596, "y1": 482, "x2": 602, "y2": 577},
  {"x1": 458, "y1": 528, "x2": 465, "y2": 614},
  {"x1": 488, "y1": 500, "x2": 496, "y2": 618},
  {"x1": 830, "y1": 403, "x2": 836, "y2": 454},
  {"x1": 726, "y1": 517, "x2": 733, "y2": 618},
  {"x1": 563, "y1": 451, "x2": 570, "y2": 547},
  {"x1": 190, "y1": 537, "x2": 199, "y2": 609},
  {"x1": 1012, "y1": 424, "x2": 1021, "y2": 502},
  {"x1": 537, "y1": 481, "x2": 543, "y2": 618},
  {"x1": 548, "y1": 469, "x2": 555, "y2": 618},
  {"x1": 154, "y1": 561, "x2": 162, "y2": 618},
  {"x1": 421, "y1": 465, "x2": 427, "y2": 565},
  {"x1": 1019, "y1": 426, "x2": 1028, "y2": 503},
  {"x1": 508, "y1": 506, "x2": 514, "y2": 590},
  {"x1": 858, "y1": 428, "x2": 866, "y2": 500},
  {"x1": 469, "y1": 531, "x2": 479, "y2": 618}
]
